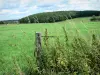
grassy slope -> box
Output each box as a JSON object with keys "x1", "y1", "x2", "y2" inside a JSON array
[{"x1": 0, "y1": 17, "x2": 100, "y2": 74}]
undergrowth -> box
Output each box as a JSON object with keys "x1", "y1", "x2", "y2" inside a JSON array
[{"x1": 4, "y1": 27, "x2": 100, "y2": 75}]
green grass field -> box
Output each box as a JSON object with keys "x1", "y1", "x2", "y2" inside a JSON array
[{"x1": 0, "y1": 17, "x2": 100, "y2": 74}]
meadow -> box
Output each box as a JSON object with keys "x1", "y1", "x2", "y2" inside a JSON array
[{"x1": 0, "y1": 17, "x2": 100, "y2": 75}]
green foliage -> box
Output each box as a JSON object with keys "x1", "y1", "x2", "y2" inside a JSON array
[
  {"x1": 0, "y1": 21, "x2": 4, "y2": 24},
  {"x1": 90, "y1": 15, "x2": 100, "y2": 21},
  {"x1": 0, "y1": 17, "x2": 100, "y2": 75},
  {"x1": 0, "y1": 20, "x2": 19, "y2": 24},
  {"x1": 31, "y1": 28, "x2": 100, "y2": 75},
  {"x1": 19, "y1": 11, "x2": 100, "y2": 23}
]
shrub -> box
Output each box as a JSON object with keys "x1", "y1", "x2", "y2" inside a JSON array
[
  {"x1": 90, "y1": 15, "x2": 100, "y2": 21},
  {"x1": 5, "y1": 28, "x2": 100, "y2": 75},
  {"x1": 32, "y1": 28, "x2": 100, "y2": 75}
]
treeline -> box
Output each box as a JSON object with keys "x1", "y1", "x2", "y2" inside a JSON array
[
  {"x1": 0, "y1": 11, "x2": 100, "y2": 24},
  {"x1": 19, "y1": 11, "x2": 100, "y2": 23},
  {"x1": 0, "y1": 20, "x2": 19, "y2": 24}
]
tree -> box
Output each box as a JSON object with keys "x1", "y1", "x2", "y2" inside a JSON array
[
  {"x1": 90, "y1": 15, "x2": 97, "y2": 21},
  {"x1": 0, "y1": 21, "x2": 4, "y2": 24}
]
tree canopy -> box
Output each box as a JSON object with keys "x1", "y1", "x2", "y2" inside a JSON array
[{"x1": 19, "y1": 11, "x2": 100, "y2": 23}]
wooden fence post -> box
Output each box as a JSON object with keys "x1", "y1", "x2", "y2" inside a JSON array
[{"x1": 35, "y1": 32, "x2": 42, "y2": 70}]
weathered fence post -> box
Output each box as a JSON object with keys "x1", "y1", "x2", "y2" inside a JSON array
[{"x1": 35, "y1": 32, "x2": 42, "y2": 70}]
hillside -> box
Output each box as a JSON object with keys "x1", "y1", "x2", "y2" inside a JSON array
[{"x1": 19, "y1": 11, "x2": 100, "y2": 23}]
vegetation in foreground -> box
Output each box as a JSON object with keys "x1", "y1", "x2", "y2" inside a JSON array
[
  {"x1": 0, "y1": 17, "x2": 100, "y2": 75},
  {"x1": 3, "y1": 28, "x2": 100, "y2": 75}
]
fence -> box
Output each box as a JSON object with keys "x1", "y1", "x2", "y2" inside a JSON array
[{"x1": 35, "y1": 31, "x2": 59, "y2": 70}]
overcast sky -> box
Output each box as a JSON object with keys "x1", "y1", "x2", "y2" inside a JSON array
[{"x1": 0, "y1": 0, "x2": 100, "y2": 20}]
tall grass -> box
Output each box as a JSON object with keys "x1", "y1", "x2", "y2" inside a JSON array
[
  {"x1": 0, "y1": 13, "x2": 99, "y2": 75},
  {"x1": 10, "y1": 28, "x2": 100, "y2": 75},
  {"x1": 2, "y1": 27, "x2": 100, "y2": 75},
  {"x1": 0, "y1": 11, "x2": 100, "y2": 75}
]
